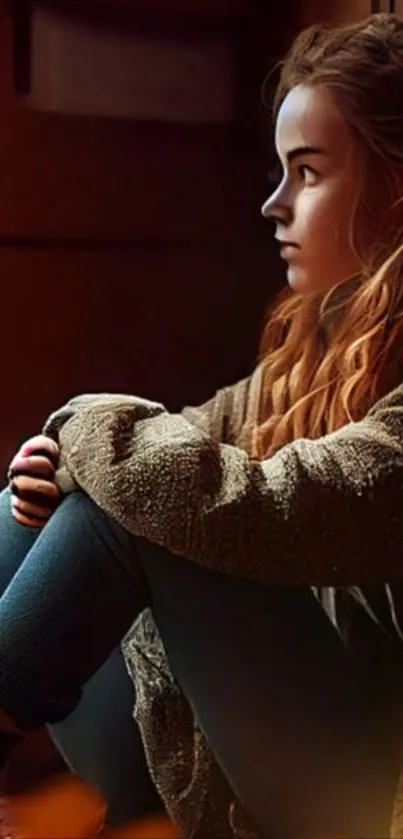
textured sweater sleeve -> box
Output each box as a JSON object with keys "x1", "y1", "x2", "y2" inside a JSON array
[
  {"x1": 49, "y1": 383, "x2": 403, "y2": 588},
  {"x1": 44, "y1": 371, "x2": 260, "y2": 492}
]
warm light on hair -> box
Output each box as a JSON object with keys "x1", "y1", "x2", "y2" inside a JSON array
[{"x1": 253, "y1": 14, "x2": 403, "y2": 459}]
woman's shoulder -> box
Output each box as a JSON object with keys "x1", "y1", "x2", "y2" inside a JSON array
[{"x1": 368, "y1": 381, "x2": 403, "y2": 415}]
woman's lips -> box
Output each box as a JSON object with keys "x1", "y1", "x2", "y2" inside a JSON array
[{"x1": 279, "y1": 244, "x2": 299, "y2": 260}]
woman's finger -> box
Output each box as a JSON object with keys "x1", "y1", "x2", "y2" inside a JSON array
[
  {"x1": 11, "y1": 494, "x2": 54, "y2": 521},
  {"x1": 9, "y1": 454, "x2": 55, "y2": 480},
  {"x1": 19, "y1": 435, "x2": 59, "y2": 464},
  {"x1": 11, "y1": 505, "x2": 48, "y2": 529},
  {"x1": 11, "y1": 475, "x2": 62, "y2": 506}
]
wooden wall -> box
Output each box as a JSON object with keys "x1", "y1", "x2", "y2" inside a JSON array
[{"x1": 0, "y1": 1, "x2": 283, "y2": 476}]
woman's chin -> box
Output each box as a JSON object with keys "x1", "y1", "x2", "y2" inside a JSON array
[
  {"x1": 286, "y1": 263, "x2": 349, "y2": 296},
  {"x1": 286, "y1": 265, "x2": 324, "y2": 295},
  {"x1": 286, "y1": 265, "x2": 310, "y2": 293}
]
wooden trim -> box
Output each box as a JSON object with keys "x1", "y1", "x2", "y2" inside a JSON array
[
  {"x1": 371, "y1": 0, "x2": 393, "y2": 10},
  {"x1": 32, "y1": 1, "x2": 250, "y2": 35},
  {"x1": 10, "y1": 0, "x2": 32, "y2": 94},
  {"x1": 0, "y1": 234, "x2": 232, "y2": 251}
]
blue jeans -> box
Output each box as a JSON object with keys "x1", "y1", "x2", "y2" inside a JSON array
[
  {"x1": 0, "y1": 487, "x2": 401, "y2": 837},
  {"x1": 0, "y1": 488, "x2": 162, "y2": 826}
]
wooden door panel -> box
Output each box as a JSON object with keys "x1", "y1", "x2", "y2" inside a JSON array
[
  {"x1": 0, "y1": 237, "x2": 277, "y2": 473},
  {"x1": 0, "y1": 114, "x2": 260, "y2": 244}
]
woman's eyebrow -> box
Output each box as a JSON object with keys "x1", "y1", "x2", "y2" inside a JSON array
[{"x1": 287, "y1": 145, "x2": 327, "y2": 164}]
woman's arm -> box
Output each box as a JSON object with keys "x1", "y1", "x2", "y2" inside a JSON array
[
  {"x1": 48, "y1": 382, "x2": 403, "y2": 588},
  {"x1": 45, "y1": 368, "x2": 261, "y2": 452},
  {"x1": 44, "y1": 369, "x2": 261, "y2": 493}
]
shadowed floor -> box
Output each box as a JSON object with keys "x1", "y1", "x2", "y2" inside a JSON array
[{"x1": 1, "y1": 774, "x2": 179, "y2": 839}]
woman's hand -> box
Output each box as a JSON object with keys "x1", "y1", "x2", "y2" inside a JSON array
[{"x1": 8, "y1": 434, "x2": 62, "y2": 528}]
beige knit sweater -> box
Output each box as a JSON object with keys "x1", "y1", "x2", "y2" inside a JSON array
[{"x1": 44, "y1": 366, "x2": 403, "y2": 838}]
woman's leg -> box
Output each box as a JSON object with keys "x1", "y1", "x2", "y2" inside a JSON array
[
  {"x1": 0, "y1": 489, "x2": 399, "y2": 836},
  {"x1": 136, "y1": 540, "x2": 402, "y2": 839},
  {"x1": 0, "y1": 491, "x2": 149, "y2": 728},
  {"x1": 49, "y1": 650, "x2": 162, "y2": 825},
  {"x1": 0, "y1": 488, "x2": 161, "y2": 825}
]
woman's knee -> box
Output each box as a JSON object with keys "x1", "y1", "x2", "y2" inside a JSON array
[
  {"x1": 0, "y1": 487, "x2": 40, "y2": 591},
  {"x1": 0, "y1": 485, "x2": 12, "y2": 511}
]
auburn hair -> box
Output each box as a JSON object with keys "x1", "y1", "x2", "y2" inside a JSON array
[{"x1": 254, "y1": 13, "x2": 403, "y2": 459}]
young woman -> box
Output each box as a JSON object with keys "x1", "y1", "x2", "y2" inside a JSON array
[{"x1": 3, "y1": 11, "x2": 403, "y2": 839}]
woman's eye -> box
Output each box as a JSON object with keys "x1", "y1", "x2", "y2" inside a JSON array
[{"x1": 297, "y1": 164, "x2": 318, "y2": 186}]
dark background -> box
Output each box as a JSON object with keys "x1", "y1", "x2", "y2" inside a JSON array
[{"x1": 0, "y1": 0, "x2": 379, "y2": 478}]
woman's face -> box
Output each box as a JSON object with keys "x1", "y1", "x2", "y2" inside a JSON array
[{"x1": 262, "y1": 84, "x2": 363, "y2": 295}]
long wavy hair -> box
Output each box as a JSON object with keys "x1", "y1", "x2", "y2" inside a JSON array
[{"x1": 254, "y1": 13, "x2": 403, "y2": 459}]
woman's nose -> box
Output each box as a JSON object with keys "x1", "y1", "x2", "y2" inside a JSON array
[{"x1": 261, "y1": 193, "x2": 292, "y2": 225}]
